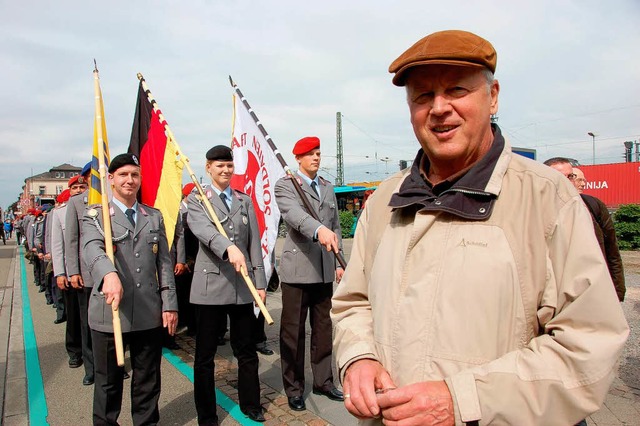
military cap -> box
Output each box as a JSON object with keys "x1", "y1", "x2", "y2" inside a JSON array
[
  {"x1": 108, "y1": 153, "x2": 140, "y2": 173},
  {"x1": 389, "y1": 30, "x2": 497, "y2": 86},
  {"x1": 206, "y1": 145, "x2": 233, "y2": 161},
  {"x1": 81, "y1": 161, "x2": 92, "y2": 177},
  {"x1": 292, "y1": 136, "x2": 320, "y2": 155},
  {"x1": 57, "y1": 189, "x2": 71, "y2": 204},
  {"x1": 182, "y1": 182, "x2": 196, "y2": 196},
  {"x1": 68, "y1": 174, "x2": 86, "y2": 188}
]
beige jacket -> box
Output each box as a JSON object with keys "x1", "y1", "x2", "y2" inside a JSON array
[{"x1": 332, "y1": 134, "x2": 629, "y2": 425}]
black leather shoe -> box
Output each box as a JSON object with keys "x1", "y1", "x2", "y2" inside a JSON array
[
  {"x1": 313, "y1": 387, "x2": 344, "y2": 401},
  {"x1": 53, "y1": 317, "x2": 66, "y2": 324},
  {"x1": 255, "y1": 342, "x2": 274, "y2": 355},
  {"x1": 287, "y1": 396, "x2": 306, "y2": 411},
  {"x1": 163, "y1": 340, "x2": 180, "y2": 350},
  {"x1": 68, "y1": 357, "x2": 83, "y2": 368},
  {"x1": 83, "y1": 374, "x2": 94, "y2": 385},
  {"x1": 242, "y1": 408, "x2": 265, "y2": 422}
]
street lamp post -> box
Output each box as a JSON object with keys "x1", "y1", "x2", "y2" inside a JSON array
[
  {"x1": 588, "y1": 132, "x2": 596, "y2": 165},
  {"x1": 380, "y1": 157, "x2": 392, "y2": 175}
]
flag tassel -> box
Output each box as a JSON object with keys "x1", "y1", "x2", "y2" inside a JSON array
[{"x1": 136, "y1": 73, "x2": 273, "y2": 325}]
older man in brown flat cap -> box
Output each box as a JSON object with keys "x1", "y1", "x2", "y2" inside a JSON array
[{"x1": 331, "y1": 30, "x2": 629, "y2": 425}]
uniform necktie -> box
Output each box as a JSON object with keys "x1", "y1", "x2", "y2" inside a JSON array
[
  {"x1": 125, "y1": 208, "x2": 135, "y2": 227},
  {"x1": 310, "y1": 181, "x2": 319, "y2": 196},
  {"x1": 219, "y1": 193, "x2": 230, "y2": 212}
]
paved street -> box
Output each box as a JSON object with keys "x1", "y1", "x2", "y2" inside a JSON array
[{"x1": 1, "y1": 238, "x2": 639, "y2": 425}]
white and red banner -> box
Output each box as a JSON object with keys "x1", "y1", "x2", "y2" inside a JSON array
[{"x1": 230, "y1": 93, "x2": 285, "y2": 281}]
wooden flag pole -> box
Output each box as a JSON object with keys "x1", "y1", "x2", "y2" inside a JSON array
[
  {"x1": 93, "y1": 64, "x2": 125, "y2": 366},
  {"x1": 228, "y1": 76, "x2": 347, "y2": 269},
  {"x1": 135, "y1": 73, "x2": 273, "y2": 325}
]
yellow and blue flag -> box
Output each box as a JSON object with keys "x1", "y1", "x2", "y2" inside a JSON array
[{"x1": 88, "y1": 69, "x2": 111, "y2": 205}]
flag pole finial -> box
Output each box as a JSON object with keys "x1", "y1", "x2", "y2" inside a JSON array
[
  {"x1": 93, "y1": 59, "x2": 98, "y2": 73},
  {"x1": 137, "y1": 73, "x2": 144, "y2": 81},
  {"x1": 228, "y1": 75, "x2": 235, "y2": 88}
]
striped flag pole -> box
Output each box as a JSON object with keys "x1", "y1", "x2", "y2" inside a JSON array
[
  {"x1": 135, "y1": 73, "x2": 273, "y2": 325},
  {"x1": 93, "y1": 63, "x2": 125, "y2": 366},
  {"x1": 228, "y1": 76, "x2": 347, "y2": 269}
]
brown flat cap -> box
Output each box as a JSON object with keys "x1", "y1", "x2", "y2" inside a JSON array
[{"x1": 389, "y1": 30, "x2": 497, "y2": 86}]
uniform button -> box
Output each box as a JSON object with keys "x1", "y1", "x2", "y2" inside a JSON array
[
  {"x1": 153, "y1": 236, "x2": 158, "y2": 241},
  {"x1": 434, "y1": 200, "x2": 442, "y2": 205},
  {"x1": 134, "y1": 237, "x2": 138, "y2": 242},
  {"x1": 135, "y1": 253, "x2": 140, "y2": 258},
  {"x1": 136, "y1": 268, "x2": 141, "y2": 273},
  {"x1": 479, "y1": 207, "x2": 486, "y2": 213},
  {"x1": 293, "y1": 249, "x2": 297, "y2": 253},
  {"x1": 203, "y1": 269, "x2": 207, "y2": 273},
  {"x1": 136, "y1": 283, "x2": 141, "y2": 288},
  {"x1": 229, "y1": 237, "x2": 234, "y2": 242},
  {"x1": 229, "y1": 225, "x2": 234, "y2": 230}
]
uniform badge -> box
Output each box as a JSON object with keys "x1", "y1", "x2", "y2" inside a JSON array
[
  {"x1": 87, "y1": 208, "x2": 98, "y2": 218},
  {"x1": 152, "y1": 243, "x2": 158, "y2": 254},
  {"x1": 242, "y1": 215, "x2": 248, "y2": 225}
]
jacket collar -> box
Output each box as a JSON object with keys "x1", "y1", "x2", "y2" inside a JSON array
[{"x1": 389, "y1": 124, "x2": 510, "y2": 220}]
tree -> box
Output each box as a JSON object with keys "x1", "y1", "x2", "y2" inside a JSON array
[{"x1": 613, "y1": 204, "x2": 640, "y2": 250}]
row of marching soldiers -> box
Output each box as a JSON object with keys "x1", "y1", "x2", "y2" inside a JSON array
[{"x1": 30, "y1": 137, "x2": 343, "y2": 425}]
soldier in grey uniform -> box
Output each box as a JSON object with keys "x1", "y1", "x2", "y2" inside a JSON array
[
  {"x1": 82, "y1": 153, "x2": 178, "y2": 425},
  {"x1": 187, "y1": 145, "x2": 267, "y2": 425},
  {"x1": 274, "y1": 136, "x2": 344, "y2": 411},
  {"x1": 65, "y1": 164, "x2": 96, "y2": 381}
]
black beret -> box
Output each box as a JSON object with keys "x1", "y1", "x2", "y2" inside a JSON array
[
  {"x1": 206, "y1": 145, "x2": 233, "y2": 161},
  {"x1": 108, "y1": 153, "x2": 140, "y2": 173}
]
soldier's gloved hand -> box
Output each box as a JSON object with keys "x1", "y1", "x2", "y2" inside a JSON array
[
  {"x1": 317, "y1": 226, "x2": 339, "y2": 253},
  {"x1": 226, "y1": 245, "x2": 247, "y2": 273},
  {"x1": 102, "y1": 272, "x2": 124, "y2": 310}
]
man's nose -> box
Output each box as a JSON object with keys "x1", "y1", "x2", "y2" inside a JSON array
[{"x1": 431, "y1": 94, "x2": 451, "y2": 115}]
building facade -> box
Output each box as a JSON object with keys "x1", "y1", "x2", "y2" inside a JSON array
[{"x1": 19, "y1": 163, "x2": 82, "y2": 213}]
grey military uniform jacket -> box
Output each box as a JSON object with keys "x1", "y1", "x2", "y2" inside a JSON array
[
  {"x1": 82, "y1": 202, "x2": 178, "y2": 333},
  {"x1": 187, "y1": 186, "x2": 267, "y2": 305},
  {"x1": 274, "y1": 173, "x2": 342, "y2": 284},
  {"x1": 65, "y1": 193, "x2": 94, "y2": 287},
  {"x1": 51, "y1": 205, "x2": 67, "y2": 277}
]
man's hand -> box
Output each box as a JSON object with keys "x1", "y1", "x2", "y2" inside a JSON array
[
  {"x1": 376, "y1": 381, "x2": 454, "y2": 426},
  {"x1": 343, "y1": 359, "x2": 396, "y2": 419},
  {"x1": 163, "y1": 311, "x2": 178, "y2": 336},
  {"x1": 226, "y1": 245, "x2": 247, "y2": 273},
  {"x1": 102, "y1": 272, "x2": 124, "y2": 310},
  {"x1": 317, "y1": 226, "x2": 340, "y2": 253},
  {"x1": 70, "y1": 274, "x2": 84, "y2": 289},
  {"x1": 336, "y1": 267, "x2": 345, "y2": 283},
  {"x1": 174, "y1": 263, "x2": 187, "y2": 276},
  {"x1": 56, "y1": 275, "x2": 69, "y2": 290}
]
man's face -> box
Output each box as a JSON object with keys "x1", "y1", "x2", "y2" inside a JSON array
[
  {"x1": 296, "y1": 149, "x2": 321, "y2": 178},
  {"x1": 549, "y1": 162, "x2": 576, "y2": 181},
  {"x1": 69, "y1": 181, "x2": 87, "y2": 196},
  {"x1": 573, "y1": 168, "x2": 586, "y2": 193},
  {"x1": 108, "y1": 165, "x2": 141, "y2": 201},
  {"x1": 405, "y1": 65, "x2": 499, "y2": 175},
  {"x1": 206, "y1": 160, "x2": 234, "y2": 190}
]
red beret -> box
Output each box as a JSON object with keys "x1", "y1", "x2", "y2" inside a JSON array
[
  {"x1": 68, "y1": 175, "x2": 86, "y2": 188},
  {"x1": 182, "y1": 182, "x2": 196, "y2": 197},
  {"x1": 292, "y1": 136, "x2": 320, "y2": 155},
  {"x1": 57, "y1": 189, "x2": 71, "y2": 204}
]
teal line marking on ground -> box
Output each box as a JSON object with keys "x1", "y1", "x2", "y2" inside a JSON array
[
  {"x1": 162, "y1": 347, "x2": 260, "y2": 425},
  {"x1": 19, "y1": 245, "x2": 49, "y2": 424}
]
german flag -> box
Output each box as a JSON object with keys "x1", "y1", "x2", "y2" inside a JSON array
[{"x1": 128, "y1": 81, "x2": 183, "y2": 247}]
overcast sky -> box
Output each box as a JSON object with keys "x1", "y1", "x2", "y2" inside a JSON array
[{"x1": 1, "y1": 0, "x2": 639, "y2": 210}]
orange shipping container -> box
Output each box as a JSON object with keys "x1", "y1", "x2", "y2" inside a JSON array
[{"x1": 578, "y1": 162, "x2": 640, "y2": 208}]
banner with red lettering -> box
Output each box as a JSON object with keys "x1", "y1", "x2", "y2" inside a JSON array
[{"x1": 230, "y1": 93, "x2": 285, "y2": 281}]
